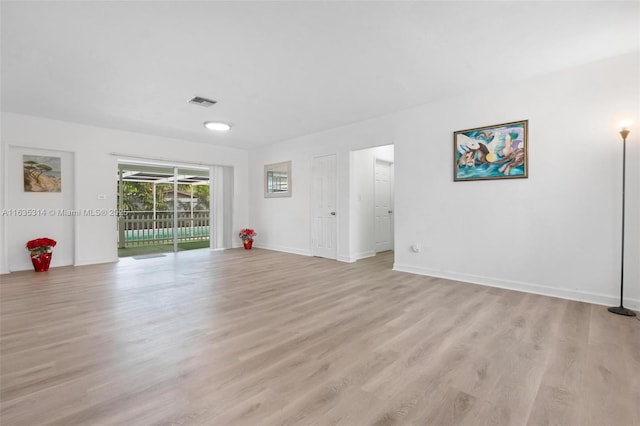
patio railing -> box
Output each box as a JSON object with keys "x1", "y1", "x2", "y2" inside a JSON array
[{"x1": 118, "y1": 210, "x2": 210, "y2": 247}]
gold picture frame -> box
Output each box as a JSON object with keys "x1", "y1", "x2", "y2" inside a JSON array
[{"x1": 453, "y1": 120, "x2": 528, "y2": 182}]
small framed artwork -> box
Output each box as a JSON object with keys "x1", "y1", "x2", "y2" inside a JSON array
[
  {"x1": 264, "y1": 161, "x2": 292, "y2": 198},
  {"x1": 23, "y1": 155, "x2": 62, "y2": 192},
  {"x1": 453, "y1": 120, "x2": 528, "y2": 182}
]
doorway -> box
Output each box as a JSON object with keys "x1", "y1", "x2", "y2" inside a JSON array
[{"x1": 350, "y1": 144, "x2": 394, "y2": 260}]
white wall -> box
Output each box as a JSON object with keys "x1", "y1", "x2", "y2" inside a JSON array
[
  {"x1": 1, "y1": 113, "x2": 249, "y2": 272},
  {"x1": 4, "y1": 53, "x2": 637, "y2": 310},
  {"x1": 249, "y1": 52, "x2": 640, "y2": 310},
  {"x1": 0, "y1": 132, "x2": 5, "y2": 274},
  {"x1": 350, "y1": 145, "x2": 394, "y2": 260},
  {"x1": 248, "y1": 118, "x2": 397, "y2": 260},
  {"x1": 7, "y1": 147, "x2": 75, "y2": 270}
]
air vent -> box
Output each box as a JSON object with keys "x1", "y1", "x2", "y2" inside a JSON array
[{"x1": 188, "y1": 96, "x2": 217, "y2": 107}]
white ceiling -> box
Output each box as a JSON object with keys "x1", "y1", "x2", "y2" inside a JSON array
[{"x1": 2, "y1": 1, "x2": 638, "y2": 150}]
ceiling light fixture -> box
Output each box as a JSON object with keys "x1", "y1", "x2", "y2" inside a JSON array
[
  {"x1": 204, "y1": 121, "x2": 231, "y2": 132},
  {"x1": 189, "y1": 96, "x2": 217, "y2": 107}
]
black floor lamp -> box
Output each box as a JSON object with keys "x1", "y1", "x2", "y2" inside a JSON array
[{"x1": 608, "y1": 121, "x2": 636, "y2": 317}]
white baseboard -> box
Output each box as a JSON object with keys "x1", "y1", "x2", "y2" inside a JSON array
[
  {"x1": 251, "y1": 245, "x2": 373, "y2": 263},
  {"x1": 8, "y1": 261, "x2": 32, "y2": 272},
  {"x1": 393, "y1": 263, "x2": 640, "y2": 311},
  {"x1": 355, "y1": 250, "x2": 376, "y2": 260},
  {"x1": 74, "y1": 256, "x2": 118, "y2": 267},
  {"x1": 338, "y1": 251, "x2": 384, "y2": 263},
  {"x1": 254, "y1": 243, "x2": 312, "y2": 257},
  {"x1": 10, "y1": 255, "x2": 117, "y2": 271}
]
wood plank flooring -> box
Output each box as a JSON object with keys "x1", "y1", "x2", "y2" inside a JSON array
[{"x1": 1, "y1": 249, "x2": 638, "y2": 425}]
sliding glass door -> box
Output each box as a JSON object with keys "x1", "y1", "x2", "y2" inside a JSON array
[{"x1": 117, "y1": 162, "x2": 210, "y2": 257}]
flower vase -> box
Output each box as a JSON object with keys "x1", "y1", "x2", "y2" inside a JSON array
[
  {"x1": 31, "y1": 253, "x2": 52, "y2": 272},
  {"x1": 243, "y1": 239, "x2": 253, "y2": 250}
]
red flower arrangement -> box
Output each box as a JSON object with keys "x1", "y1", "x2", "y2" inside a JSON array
[
  {"x1": 26, "y1": 237, "x2": 57, "y2": 256},
  {"x1": 238, "y1": 228, "x2": 256, "y2": 242}
]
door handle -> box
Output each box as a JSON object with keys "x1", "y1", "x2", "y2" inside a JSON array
[
  {"x1": 330, "y1": 212, "x2": 336, "y2": 216},
  {"x1": 388, "y1": 210, "x2": 393, "y2": 214}
]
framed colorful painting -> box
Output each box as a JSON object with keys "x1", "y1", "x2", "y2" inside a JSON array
[{"x1": 453, "y1": 120, "x2": 528, "y2": 181}]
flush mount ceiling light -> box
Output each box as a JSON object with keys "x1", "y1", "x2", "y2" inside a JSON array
[{"x1": 203, "y1": 121, "x2": 231, "y2": 132}]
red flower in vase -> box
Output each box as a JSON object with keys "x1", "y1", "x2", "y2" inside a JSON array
[
  {"x1": 26, "y1": 237, "x2": 57, "y2": 256},
  {"x1": 238, "y1": 228, "x2": 256, "y2": 242}
]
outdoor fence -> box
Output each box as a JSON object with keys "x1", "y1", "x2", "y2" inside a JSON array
[{"x1": 118, "y1": 210, "x2": 210, "y2": 248}]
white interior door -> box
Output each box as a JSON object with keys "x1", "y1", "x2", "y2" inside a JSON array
[
  {"x1": 312, "y1": 154, "x2": 337, "y2": 259},
  {"x1": 375, "y1": 159, "x2": 394, "y2": 252}
]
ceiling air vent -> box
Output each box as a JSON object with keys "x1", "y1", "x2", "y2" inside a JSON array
[{"x1": 188, "y1": 96, "x2": 217, "y2": 107}]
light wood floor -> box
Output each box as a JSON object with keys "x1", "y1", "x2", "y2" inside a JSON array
[{"x1": 1, "y1": 249, "x2": 639, "y2": 426}]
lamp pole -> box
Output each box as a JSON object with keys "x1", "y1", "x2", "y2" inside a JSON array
[{"x1": 608, "y1": 125, "x2": 636, "y2": 317}]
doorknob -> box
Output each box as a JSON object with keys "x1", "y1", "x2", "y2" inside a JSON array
[
  {"x1": 388, "y1": 210, "x2": 393, "y2": 214},
  {"x1": 330, "y1": 212, "x2": 336, "y2": 216}
]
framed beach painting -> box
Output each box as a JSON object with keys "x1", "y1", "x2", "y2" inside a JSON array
[
  {"x1": 23, "y1": 155, "x2": 62, "y2": 192},
  {"x1": 453, "y1": 120, "x2": 528, "y2": 181}
]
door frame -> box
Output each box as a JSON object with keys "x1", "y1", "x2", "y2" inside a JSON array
[{"x1": 116, "y1": 158, "x2": 214, "y2": 255}]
